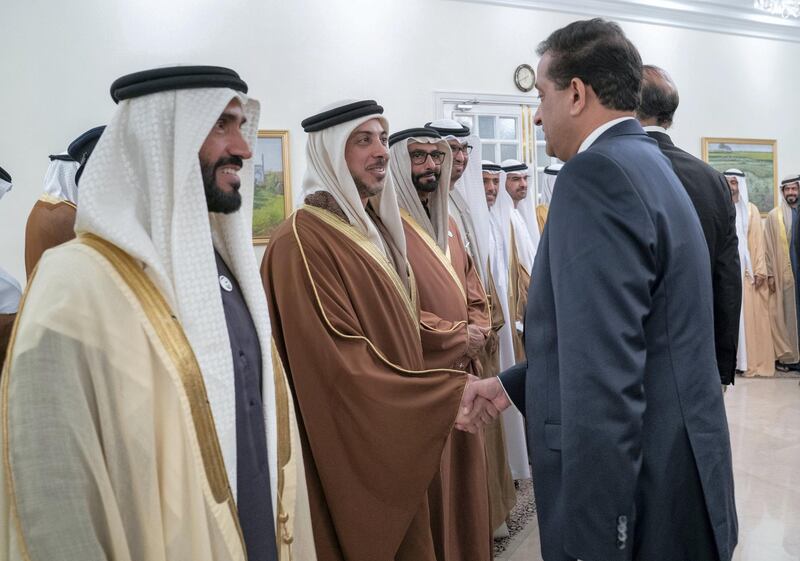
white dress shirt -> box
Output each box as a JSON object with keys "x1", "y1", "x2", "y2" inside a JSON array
[{"x1": 577, "y1": 116, "x2": 636, "y2": 154}]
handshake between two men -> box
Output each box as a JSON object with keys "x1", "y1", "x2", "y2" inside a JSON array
[{"x1": 454, "y1": 376, "x2": 512, "y2": 433}]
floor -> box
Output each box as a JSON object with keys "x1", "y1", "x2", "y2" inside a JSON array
[{"x1": 497, "y1": 377, "x2": 800, "y2": 561}]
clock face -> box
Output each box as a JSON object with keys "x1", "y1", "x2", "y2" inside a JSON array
[{"x1": 515, "y1": 64, "x2": 535, "y2": 92}]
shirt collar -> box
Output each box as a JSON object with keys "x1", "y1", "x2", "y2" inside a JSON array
[
  {"x1": 643, "y1": 125, "x2": 669, "y2": 134},
  {"x1": 577, "y1": 116, "x2": 636, "y2": 154}
]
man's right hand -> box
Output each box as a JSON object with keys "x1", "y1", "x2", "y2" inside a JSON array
[
  {"x1": 455, "y1": 377, "x2": 511, "y2": 433},
  {"x1": 768, "y1": 276, "x2": 776, "y2": 293}
]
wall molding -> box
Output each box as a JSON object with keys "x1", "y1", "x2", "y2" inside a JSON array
[{"x1": 454, "y1": 0, "x2": 800, "y2": 43}]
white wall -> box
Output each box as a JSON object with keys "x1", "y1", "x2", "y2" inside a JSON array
[{"x1": 2, "y1": 0, "x2": 799, "y2": 282}]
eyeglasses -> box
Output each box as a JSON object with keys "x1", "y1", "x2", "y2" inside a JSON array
[
  {"x1": 409, "y1": 150, "x2": 446, "y2": 165},
  {"x1": 450, "y1": 144, "x2": 473, "y2": 156}
]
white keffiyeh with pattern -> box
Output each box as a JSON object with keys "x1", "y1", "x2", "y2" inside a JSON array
[{"x1": 74, "y1": 86, "x2": 276, "y2": 510}]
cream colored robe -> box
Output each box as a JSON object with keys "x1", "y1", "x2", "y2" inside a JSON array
[
  {"x1": 1, "y1": 237, "x2": 315, "y2": 561},
  {"x1": 743, "y1": 204, "x2": 775, "y2": 376},
  {"x1": 763, "y1": 205, "x2": 800, "y2": 364}
]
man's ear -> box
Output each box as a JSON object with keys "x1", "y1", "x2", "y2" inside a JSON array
[{"x1": 569, "y1": 78, "x2": 587, "y2": 117}]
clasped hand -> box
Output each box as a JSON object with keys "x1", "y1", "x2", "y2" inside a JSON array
[{"x1": 454, "y1": 375, "x2": 512, "y2": 433}]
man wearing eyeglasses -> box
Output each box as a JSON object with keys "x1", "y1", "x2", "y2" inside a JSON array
[
  {"x1": 389, "y1": 127, "x2": 493, "y2": 561},
  {"x1": 426, "y1": 121, "x2": 517, "y2": 537}
]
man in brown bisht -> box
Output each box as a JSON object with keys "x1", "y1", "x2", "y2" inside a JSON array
[
  {"x1": 262, "y1": 100, "x2": 490, "y2": 561},
  {"x1": 426, "y1": 121, "x2": 516, "y2": 538},
  {"x1": 389, "y1": 126, "x2": 492, "y2": 561},
  {"x1": 24, "y1": 126, "x2": 103, "y2": 277}
]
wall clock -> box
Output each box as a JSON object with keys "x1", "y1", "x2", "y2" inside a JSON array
[{"x1": 514, "y1": 64, "x2": 535, "y2": 92}]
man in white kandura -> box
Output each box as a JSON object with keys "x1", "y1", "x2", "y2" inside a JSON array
[{"x1": 1, "y1": 65, "x2": 314, "y2": 561}]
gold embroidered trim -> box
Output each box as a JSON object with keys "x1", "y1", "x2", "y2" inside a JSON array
[
  {"x1": 273, "y1": 340, "x2": 294, "y2": 560},
  {"x1": 3, "y1": 236, "x2": 252, "y2": 558},
  {"x1": 400, "y1": 209, "x2": 466, "y2": 302},
  {"x1": 302, "y1": 205, "x2": 419, "y2": 330},
  {"x1": 39, "y1": 193, "x2": 77, "y2": 210},
  {"x1": 508, "y1": 226, "x2": 522, "y2": 324},
  {"x1": 291, "y1": 211, "x2": 465, "y2": 378},
  {"x1": 778, "y1": 207, "x2": 792, "y2": 270},
  {"x1": 78, "y1": 235, "x2": 234, "y2": 501},
  {"x1": 2, "y1": 255, "x2": 40, "y2": 561},
  {"x1": 420, "y1": 318, "x2": 468, "y2": 333}
]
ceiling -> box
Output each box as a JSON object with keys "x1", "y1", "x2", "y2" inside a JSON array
[{"x1": 456, "y1": 0, "x2": 800, "y2": 42}]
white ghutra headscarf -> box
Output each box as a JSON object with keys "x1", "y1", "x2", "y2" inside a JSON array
[
  {"x1": 298, "y1": 102, "x2": 407, "y2": 263},
  {"x1": 42, "y1": 155, "x2": 80, "y2": 204},
  {"x1": 501, "y1": 159, "x2": 539, "y2": 271},
  {"x1": 391, "y1": 134, "x2": 453, "y2": 252},
  {"x1": 427, "y1": 119, "x2": 492, "y2": 284},
  {"x1": 724, "y1": 168, "x2": 753, "y2": 280},
  {"x1": 75, "y1": 86, "x2": 276, "y2": 509},
  {"x1": 724, "y1": 168, "x2": 750, "y2": 372},
  {"x1": 540, "y1": 163, "x2": 562, "y2": 207}
]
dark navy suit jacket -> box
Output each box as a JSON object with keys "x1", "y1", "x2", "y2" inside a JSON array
[{"x1": 500, "y1": 119, "x2": 737, "y2": 561}]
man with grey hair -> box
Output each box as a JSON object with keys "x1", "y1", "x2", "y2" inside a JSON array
[{"x1": 636, "y1": 63, "x2": 741, "y2": 387}]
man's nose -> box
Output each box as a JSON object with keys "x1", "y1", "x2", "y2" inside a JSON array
[
  {"x1": 374, "y1": 142, "x2": 389, "y2": 159},
  {"x1": 230, "y1": 130, "x2": 252, "y2": 160}
]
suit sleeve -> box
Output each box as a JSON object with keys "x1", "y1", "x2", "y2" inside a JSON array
[
  {"x1": 498, "y1": 361, "x2": 527, "y2": 416},
  {"x1": 548, "y1": 152, "x2": 655, "y2": 561},
  {"x1": 711, "y1": 174, "x2": 742, "y2": 385}
]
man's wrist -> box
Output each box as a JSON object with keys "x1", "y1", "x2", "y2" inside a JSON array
[{"x1": 496, "y1": 377, "x2": 512, "y2": 404}]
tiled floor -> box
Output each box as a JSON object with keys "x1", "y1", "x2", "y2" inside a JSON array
[{"x1": 499, "y1": 378, "x2": 800, "y2": 561}]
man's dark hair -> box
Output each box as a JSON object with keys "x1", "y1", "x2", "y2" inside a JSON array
[
  {"x1": 537, "y1": 18, "x2": 642, "y2": 111},
  {"x1": 637, "y1": 64, "x2": 680, "y2": 128}
]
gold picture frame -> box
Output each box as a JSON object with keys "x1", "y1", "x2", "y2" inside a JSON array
[
  {"x1": 701, "y1": 137, "x2": 778, "y2": 214},
  {"x1": 253, "y1": 130, "x2": 292, "y2": 244}
]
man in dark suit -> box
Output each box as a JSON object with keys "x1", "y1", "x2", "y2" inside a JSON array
[
  {"x1": 458, "y1": 19, "x2": 737, "y2": 561},
  {"x1": 636, "y1": 65, "x2": 741, "y2": 386}
]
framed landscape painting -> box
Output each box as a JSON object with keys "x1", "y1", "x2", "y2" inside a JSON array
[
  {"x1": 253, "y1": 130, "x2": 292, "y2": 244},
  {"x1": 702, "y1": 137, "x2": 778, "y2": 214}
]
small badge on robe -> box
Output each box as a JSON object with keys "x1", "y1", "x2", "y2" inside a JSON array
[
  {"x1": 219, "y1": 275, "x2": 233, "y2": 292},
  {"x1": 448, "y1": 230, "x2": 454, "y2": 238}
]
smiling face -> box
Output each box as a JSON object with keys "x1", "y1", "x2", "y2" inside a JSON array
[
  {"x1": 199, "y1": 98, "x2": 252, "y2": 214},
  {"x1": 448, "y1": 138, "x2": 469, "y2": 184},
  {"x1": 345, "y1": 118, "x2": 389, "y2": 201},
  {"x1": 783, "y1": 181, "x2": 799, "y2": 206}
]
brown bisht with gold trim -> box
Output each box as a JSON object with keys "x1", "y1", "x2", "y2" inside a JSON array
[
  {"x1": 508, "y1": 227, "x2": 531, "y2": 362},
  {"x1": 263, "y1": 205, "x2": 468, "y2": 561},
  {"x1": 24, "y1": 195, "x2": 77, "y2": 278},
  {"x1": 401, "y1": 212, "x2": 493, "y2": 561}
]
